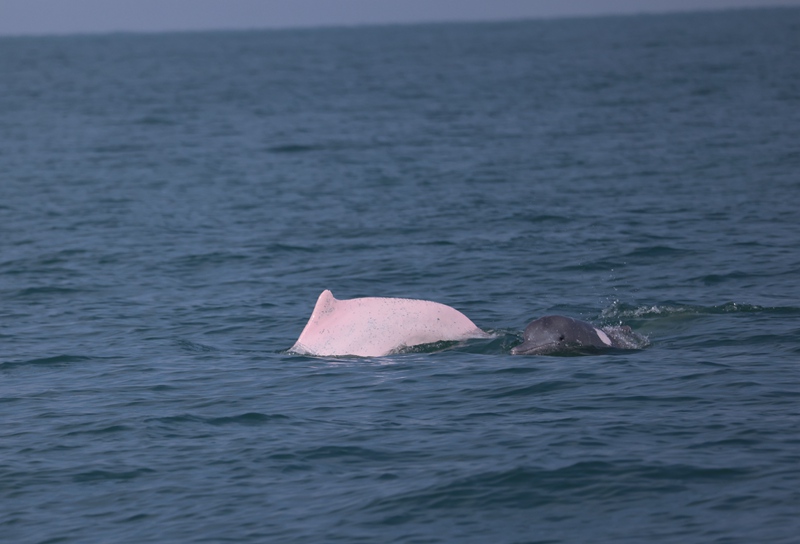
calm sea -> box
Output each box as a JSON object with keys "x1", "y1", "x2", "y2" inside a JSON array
[{"x1": 2, "y1": 7, "x2": 800, "y2": 543}]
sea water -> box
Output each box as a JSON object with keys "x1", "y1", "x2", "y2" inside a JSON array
[{"x1": 1, "y1": 7, "x2": 800, "y2": 543}]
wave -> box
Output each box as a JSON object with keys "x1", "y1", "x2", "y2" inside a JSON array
[
  {"x1": 147, "y1": 412, "x2": 291, "y2": 428},
  {"x1": 72, "y1": 467, "x2": 155, "y2": 483},
  {"x1": 365, "y1": 462, "x2": 753, "y2": 514},
  {"x1": 0, "y1": 354, "x2": 94, "y2": 370},
  {"x1": 11, "y1": 286, "x2": 86, "y2": 298},
  {"x1": 266, "y1": 143, "x2": 321, "y2": 153},
  {"x1": 600, "y1": 301, "x2": 800, "y2": 322}
]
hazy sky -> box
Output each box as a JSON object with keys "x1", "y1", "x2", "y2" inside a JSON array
[{"x1": 1, "y1": 0, "x2": 798, "y2": 36}]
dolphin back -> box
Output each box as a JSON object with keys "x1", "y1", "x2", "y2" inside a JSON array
[{"x1": 290, "y1": 290, "x2": 487, "y2": 357}]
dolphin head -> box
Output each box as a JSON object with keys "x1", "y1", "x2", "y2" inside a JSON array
[
  {"x1": 511, "y1": 315, "x2": 573, "y2": 355},
  {"x1": 511, "y1": 315, "x2": 613, "y2": 355}
]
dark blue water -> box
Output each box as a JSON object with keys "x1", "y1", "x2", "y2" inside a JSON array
[{"x1": 2, "y1": 8, "x2": 800, "y2": 543}]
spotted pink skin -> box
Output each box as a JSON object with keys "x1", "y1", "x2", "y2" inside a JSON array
[{"x1": 291, "y1": 290, "x2": 488, "y2": 357}]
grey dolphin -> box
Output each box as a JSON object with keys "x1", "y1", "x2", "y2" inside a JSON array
[{"x1": 511, "y1": 315, "x2": 624, "y2": 355}]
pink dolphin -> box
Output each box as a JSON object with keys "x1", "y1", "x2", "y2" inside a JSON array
[{"x1": 290, "y1": 290, "x2": 489, "y2": 357}]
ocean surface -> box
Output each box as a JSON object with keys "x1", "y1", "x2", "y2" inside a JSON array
[{"x1": 2, "y1": 7, "x2": 800, "y2": 543}]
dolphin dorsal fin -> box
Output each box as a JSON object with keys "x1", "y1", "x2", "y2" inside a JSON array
[{"x1": 310, "y1": 289, "x2": 338, "y2": 319}]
